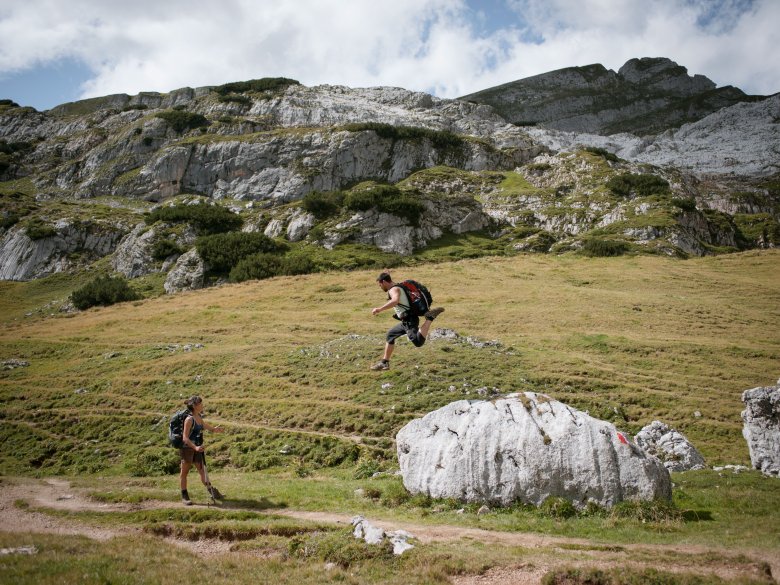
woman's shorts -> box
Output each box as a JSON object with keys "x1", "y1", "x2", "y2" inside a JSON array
[{"x1": 180, "y1": 447, "x2": 204, "y2": 465}]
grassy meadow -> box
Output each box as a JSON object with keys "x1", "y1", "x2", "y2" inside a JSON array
[{"x1": 1, "y1": 249, "x2": 779, "y2": 583}]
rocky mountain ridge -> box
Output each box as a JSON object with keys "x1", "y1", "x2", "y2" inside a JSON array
[
  {"x1": 461, "y1": 57, "x2": 766, "y2": 135},
  {"x1": 1, "y1": 60, "x2": 778, "y2": 290}
]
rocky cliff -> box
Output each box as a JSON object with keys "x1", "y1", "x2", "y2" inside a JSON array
[{"x1": 1, "y1": 62, "x2": 778, "y2": 287}]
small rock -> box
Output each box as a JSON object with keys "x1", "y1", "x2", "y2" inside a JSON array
[
  {"x1": 279, "y1": 445, "x2": 293, "y2": 455},
  {"x1": 0, "y1": 546, "x2": 38, "y2": 556},
  {"x1": 477, "y1": 505, "x2": 490, "y2": 515},
  {"x1": 694, "y1": 411, "x2": 702, "y2": 418},
  {"x1": 354, "y1": 488, "x2": 366, "y2": 498}
]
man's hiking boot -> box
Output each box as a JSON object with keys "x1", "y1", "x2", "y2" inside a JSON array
[
  {"x1": 208, "y1": 485, "x2": 224, "y2": 500},
  {"x1": 424, "y1": 307, "x2": 445, "y2": 321},
  {"x1": 370, "y1": 360, "x2": 390, "y2": 371}
]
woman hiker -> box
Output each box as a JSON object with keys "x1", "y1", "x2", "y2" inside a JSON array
[{"x1": 180, "y1": 395, "x2": 225, "y2": 505}]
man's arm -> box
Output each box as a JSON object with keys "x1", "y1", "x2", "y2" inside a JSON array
[{"x1": 372, "y1": 287, "x2": 400, "y2": 316}]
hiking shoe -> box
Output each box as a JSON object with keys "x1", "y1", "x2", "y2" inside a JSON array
[
  {"x1": 208, "y1": 486, "x2": 224, "y2": 500},
  {"x1": 370, "y1": 360, "x2": 390, "y2": 371},
  {"x1": 182, "y1": 496, "x2": 193, "y2": 506},
  {"x1": 424, "y1": 307, "x2": 445, "y2": 321}
]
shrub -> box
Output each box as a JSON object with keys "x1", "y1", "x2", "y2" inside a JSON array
[
  {"x1": 0, "y1": 153, "x2": 10, "y2": 173},
  {"x1": 151, "y1": 239, "x2": 184, "y2": 261},
  {"x1": 343, "y1": 122, "x2": 465, "y2": 152},
  {"x1": 23, "y1": 218, "x2": 57, "y2": 240},
  {"x1": 228, "y1": 251, "x2": 314, "y2": 282},
  {"x1": 196, "y1": 232, "x2": 287, "y2": 273},
  {"x1": 289, "y1": 529, "x2": 393, "y2": 567},
  {"x1": 353, "y1": 457, "x2": 381, "y2": 479},
  {"x1": 145, "y1": 203, "x2": 242, "y2": 235},
  {"x1": 1, "y1": 212, "x2": 20, "y2": 230},
  {"x1": 606, "y1": 173, "x2": 670, "y2": 197},
  {"x1": 217, "y1": 94, "x2": 252, "y2": 105},
  {"x1": 672, "y1": 197, "x2": 697, "y2": 212},
  {"x1": 154, "y1": 110, "x2": 209, "y2": 133},
  {"x1": 345, "y1": 185, "x2": 425, "y2": 226},
  {"x1": 70, "y1": 275, "x2": 140, "y2": 310},
  {"x1": 540, "y1": 496, "x2": 577, "y2": 519},
  {"x1": 581, "y1": 237, "x2": 630, "y2": 257},
  {"x1": 302, "y1": 190, "x2": 345, "y2": 219},
  {"x1": 213, "y1": 78, "x2": 300, "y2": 95}
]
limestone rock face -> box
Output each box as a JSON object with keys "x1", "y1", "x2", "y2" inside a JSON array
[
  {"x1": 112, "y1": 223, "x2": 196, "y2": 278},
  {"x1": 742, "y1": 380, "x2": 780, "y2": 477},
  {"x1": 163, "y1": 248, "x2": 206, "y2": 294},
  {"x1": 0, "y1": 220, "x2": 125, "y2": 281},
  {"x1": 634, "y1": 421, "x2": 706, "y2": 472},
  {"x1": 396, "y1": 393, "x2": 672, "y2": 508}
]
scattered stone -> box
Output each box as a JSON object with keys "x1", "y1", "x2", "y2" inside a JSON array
[
  {"x1": 351, "y1": 516, "x2": 415, "y2": 555},
  {"x1": 694, "y1": 411, "x2": 702, "y2": 418},
  {"x1": 713, "y1": 464, "x2": 750, "y2": 474},
  {"x1": 381, "y1": 383, "x2": 393, "y2": 389},
  {"x1": 2, "y1": 359, "x2": 30, "y2": 370},
  {"x1": 477, "y1": 505, "x2": 490, "y2": 515},
  {"x1": 354, "y1": 488, "x2": 366, "y2": 498},
  {"x1": 741, "y1": 380, "x2": 780, "y2": 477},
  {"x1": 396, "y1": 392, "x2": 671, "y2": 508},
  {"x1": 0, "y1": 546, "x2": 38, "y2": 556},
  {"x1": 103, "y1": 352, "x2": 121, "y2": 359},
  {"x1": 74, "y1": 388, "x2": 88, "y2": 394},
  {"x1": 634, "y1": 421, "x2": 706, "y2": 472},
  {"x1": 279, "y1": 445, "x2": 293, "y2": 455},
  {"x1": 324, "y1": 562, "x2": 337, "y2": 571}
]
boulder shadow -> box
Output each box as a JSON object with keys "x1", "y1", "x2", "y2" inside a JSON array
[{"x1": 682, "y1": 509, "x2": 714, "y2": 522}]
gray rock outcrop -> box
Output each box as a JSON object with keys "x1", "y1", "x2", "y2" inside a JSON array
[
  {"x1": 0, "y1": 220, "x2": 125, "y2": 281},
  {"x1": 396, "y1": 393, "x2": 672, "y2": 508},
  {"x1": 741, "y1": 380, "x2": 780, "y2": 477},
  {"x1": 351, "y1": 516, "x2": 414, "y2": 555},
  {"x1": 634, "y1": 421, "x2": 706, "y2": 472},
  {"x1": 163, "y1": 248, "x2": 206, "y2": 294}
]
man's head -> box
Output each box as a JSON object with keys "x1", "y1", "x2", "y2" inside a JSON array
[{"x1": 376, "y1": 272, "x2": 393, "y2": 292}]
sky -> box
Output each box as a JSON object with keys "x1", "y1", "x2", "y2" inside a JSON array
[{"x1": 0, "y1": 0, "x2": 777, "y2": 112}]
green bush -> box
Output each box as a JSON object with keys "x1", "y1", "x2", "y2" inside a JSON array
[
  {"x1": 606, "y1": 173, "x2": 670, "y2": 197},
  {"x1": 353, "y1": 457, "x2": 381, "y2": 479},
  {"x1": 343, "y1": 122, "x2": 465, "y2": 152},
  {"x1": 672, "y1": 197, "x2": 697, "y2": 212},
  {"x1": 196, "y1": 232, "x2": 287, "y2": 272},
  {"x1": 289, "y1": 529, "x2": 393, "y2": 567},
  {"x1": 145, "y1": 203, "x2": 242, "y2": 235},
  {"x1": 23, "y1": 218, "x2": 57, "y2": 240},
  {"x1": 217, "y1": 94, "x2": 252, "y2": 105},
  {"x1": 581, "y1": 237, "x2": 630, "y2": 257},
  {"x1": 70, "y1": 275, "x2": 140, "y2": 310},
  {"x1": 379, "y1": 479, "x2": 410, "y2": 506},
  {"x1": 228, "y1": 251, "x2": 315, "y2": 282},
  {"x1": 345, "y1": 185, "x2": 425, "y2": 226},
  {"x1": 154, "y1": 110, "x2": 209, "y2": 133},
  {"x1": 540, "y1": 496, "x2": 577, "y2": 519},
  {"x1": 0, "y1": 153, "x2": 10, "y2": 173},
  {"x1": 151, "y1": 239, "x2": 184, "y2": 261},
  {"x1": 213, "y1": 78, "x2": 300, "y2": 95},
  {"x1": 302, "y1": 190, "x2": 345, "y2": 219},
  {"x1": 1, "y1": 212, "x2": 20, "y2": 230}
]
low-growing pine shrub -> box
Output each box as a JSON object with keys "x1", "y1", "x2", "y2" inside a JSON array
[
  {"x1": 213, "y1": 77, "x2": 299, "y2": 95},
  {"x1": 672, "y1": 197, "x2": 697, "y2": 212},
  {"x1": 228, "y1": 251, "x2": 314, "y2": 282},
  {"x1": 583, "y1": 146, "x2": 619, "y2": 162},
  {"x1": 70, "y1": 275, "x2": 140, "y2": 310},
  {"x1": 302, "y1": 190, "x2": 345, "y2": 219},
  {"x1": 606, "y1": 173, "x2": 670, "y2": 197},
  {"x1": 196, "y1": 232, "x2": 287, "y2": 273},
  {"x1": 581, "y1": 237, "x2": 630, "y2": 257},
  {"x1": 23, "y1": 218, "x2": 57, "y2": 240},
  {"x1": 154, "y1": 110, "x2": 209, "y2": 133},
  {"x1": 151, "y1": 239, "x2": 184, "y2": 261},
  {"x1": 145, "y1": 203, "x2": 242, "y2": 235}
]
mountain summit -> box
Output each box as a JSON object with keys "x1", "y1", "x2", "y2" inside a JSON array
[{"x1": 460, "y1": 57, "x2": 763, "y2": 135}]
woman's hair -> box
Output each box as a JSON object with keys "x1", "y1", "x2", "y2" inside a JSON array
[{"x1": 185, "y1": 395, "x2": 202, "y2": 412}]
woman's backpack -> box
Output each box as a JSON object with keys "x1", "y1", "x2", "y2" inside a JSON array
[
  {"x1": 168, "y1": 410, "x2": 190, "y2": 448},
  {"x1": 394, "y1": 280, "x2": 433, "y2": 317}
]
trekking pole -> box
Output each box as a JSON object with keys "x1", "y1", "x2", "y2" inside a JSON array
[{"x1": 202, "y1": 451, "x2": 216, "y2": 505}]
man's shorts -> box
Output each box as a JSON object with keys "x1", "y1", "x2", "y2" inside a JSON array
[
  {"x1": 386, "y1": 315, "x2": 424, "y2": 346},
  {"x1": 180, "y1": 446, "x2": 204, "y2": 465}
]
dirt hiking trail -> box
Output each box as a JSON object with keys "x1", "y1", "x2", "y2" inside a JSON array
[{"x1": 1, "y1": 478, "x2": 776, "y2": 585}]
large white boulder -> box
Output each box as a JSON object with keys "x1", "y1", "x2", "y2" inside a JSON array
[
  {"x1": 634, "y1": 421, "x2": 706, "y2": 472},
  {"x1": 742, "y1": 380, "x2": 780, "y2": 477},
  {"x1": 396, "y1": 393, "x2": 672, "y2": 508},
  {"x1": 164, "y1": 248, "x2": 206, "y2": 294}
]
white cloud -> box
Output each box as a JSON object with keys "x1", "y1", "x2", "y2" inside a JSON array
[{"x1": 0, "y1": 0, "x2": 777, "y2": 103}]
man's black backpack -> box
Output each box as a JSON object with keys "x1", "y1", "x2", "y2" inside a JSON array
[
  {"x1": 168, "y1": 409, "x2": 190, "y2": 448},
  {"x1": 394, "y1": 279, "x2": 433, "y2": 317}
]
